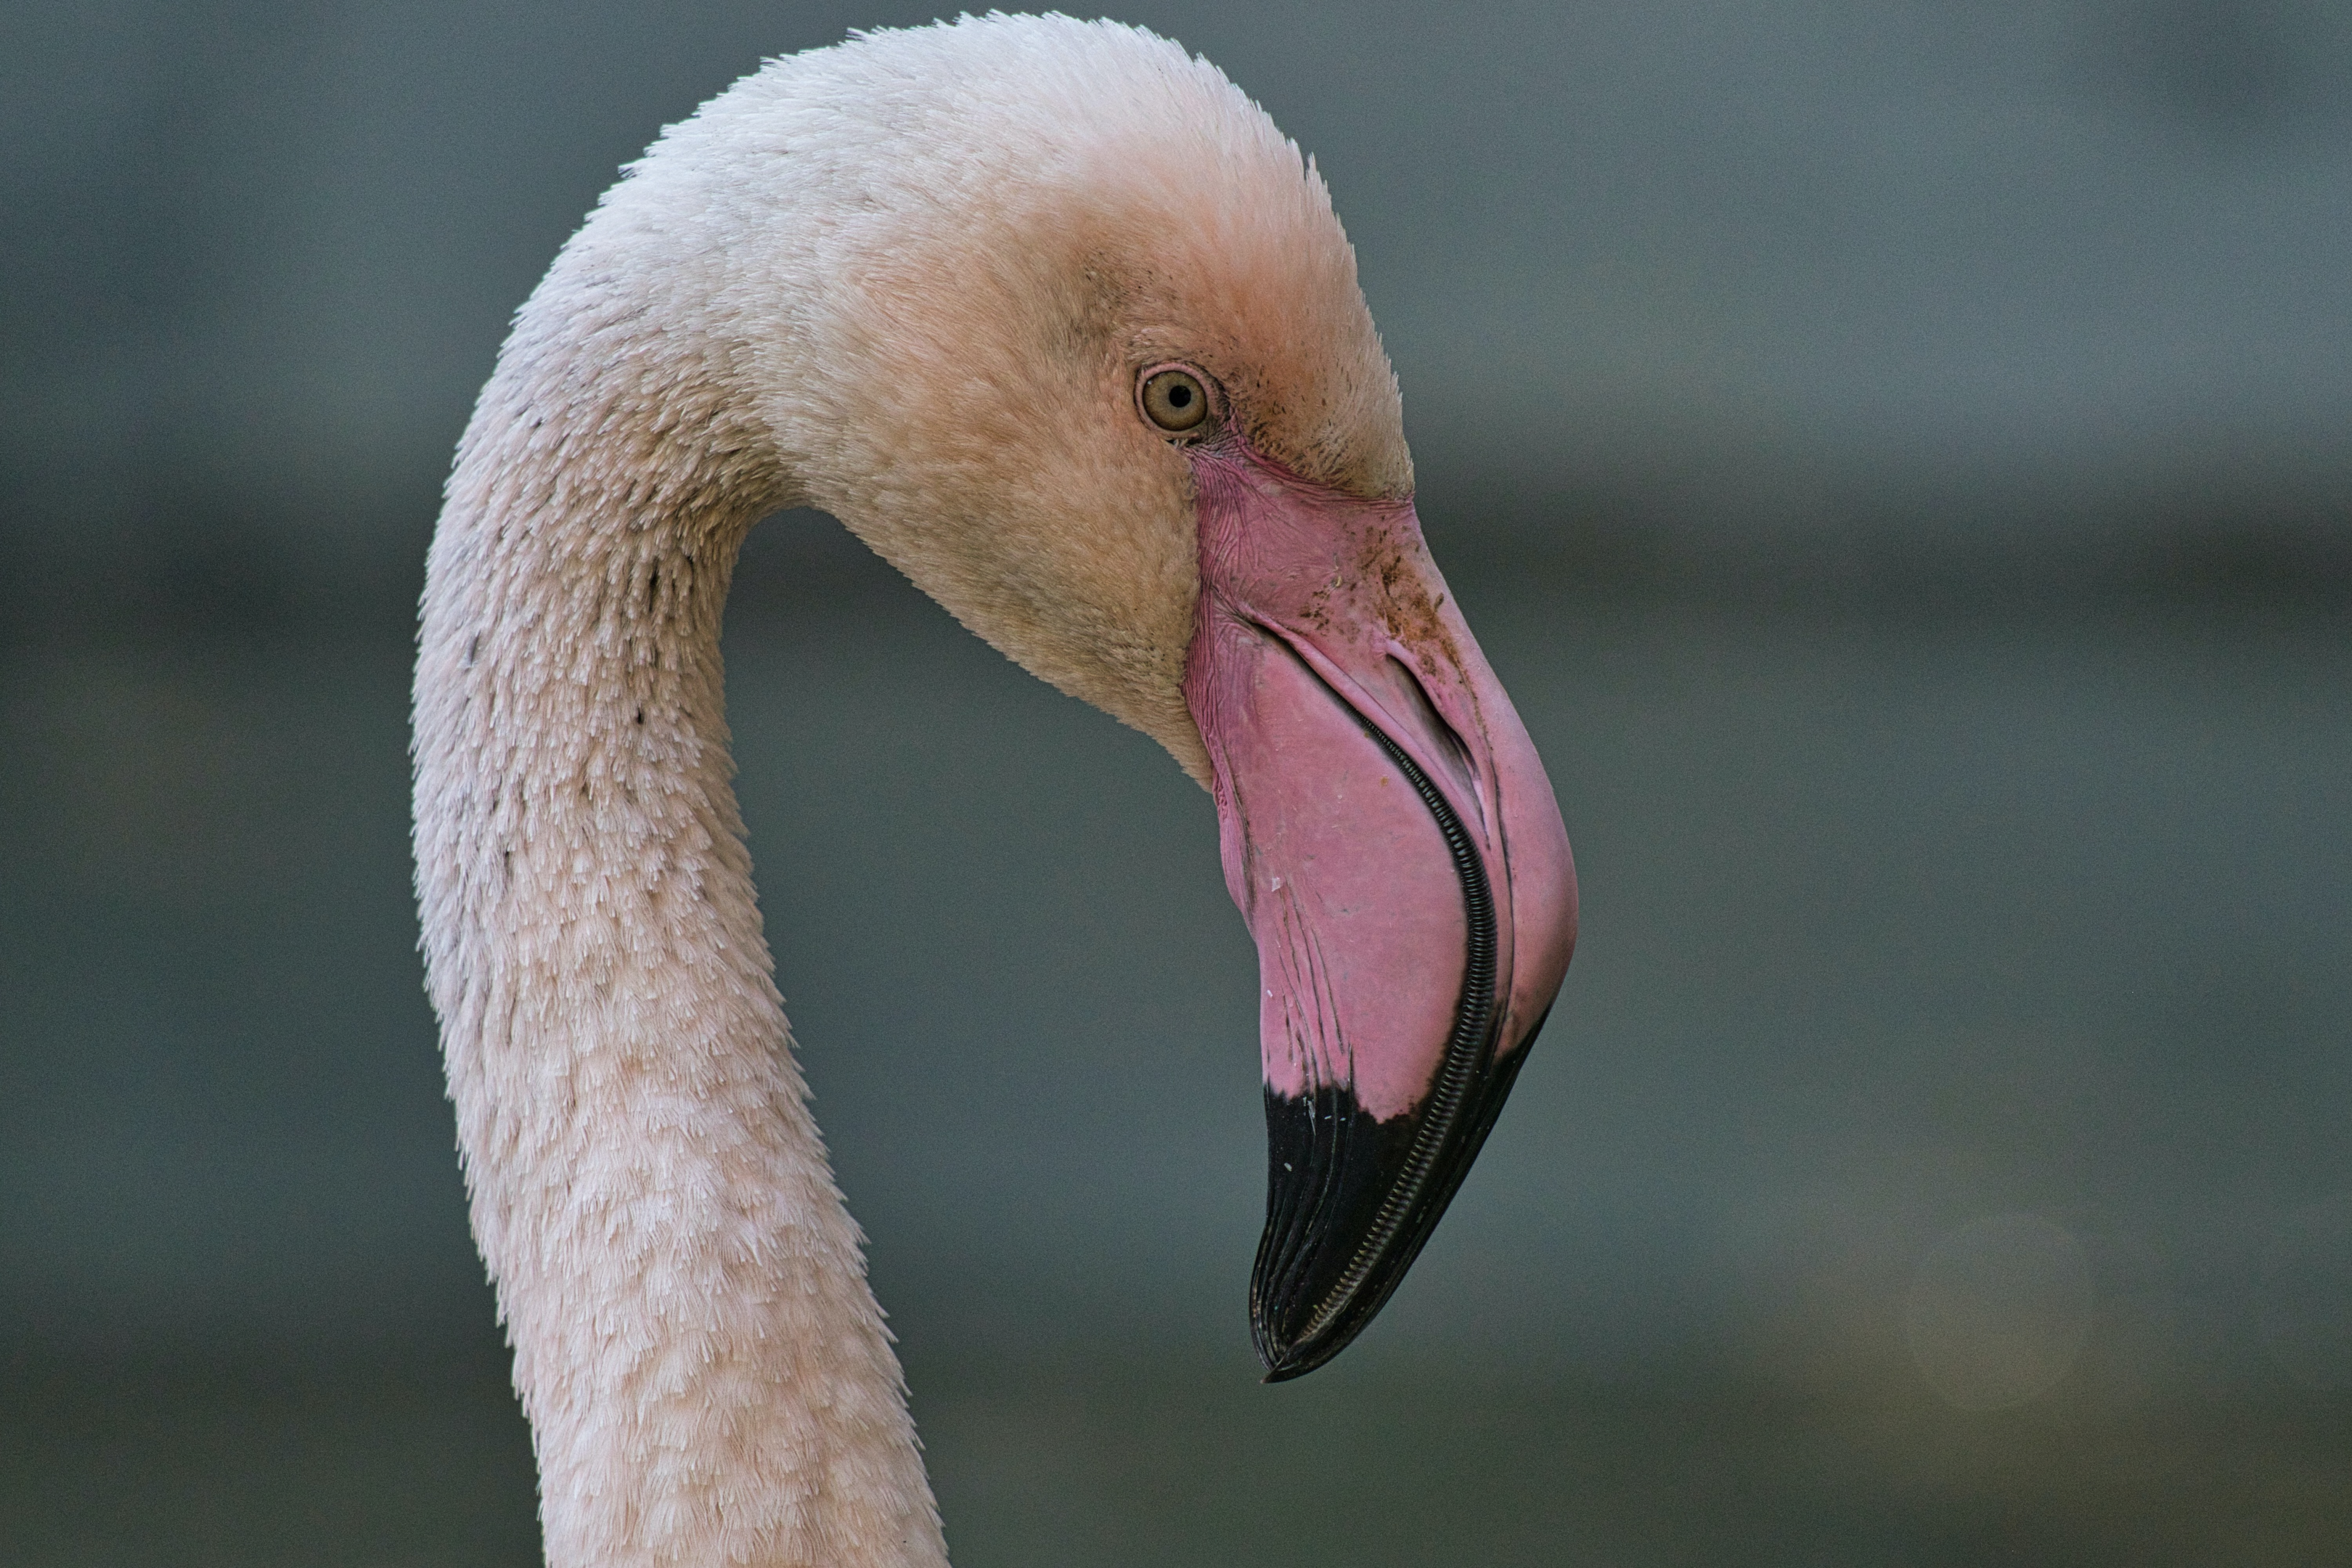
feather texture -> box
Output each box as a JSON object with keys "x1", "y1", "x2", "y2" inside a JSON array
[{"x1": 414, "y1": 16, "x2": 1406, "y2": 1565}]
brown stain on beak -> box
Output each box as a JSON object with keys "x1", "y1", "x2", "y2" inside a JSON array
[{"x1": 1351, "y1": 512, "x2": 1460, "y2": 683}]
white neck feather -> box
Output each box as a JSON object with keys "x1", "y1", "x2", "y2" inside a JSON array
[{"x1": 412, "y1": 238, "x2": 945, "y2": 1566}]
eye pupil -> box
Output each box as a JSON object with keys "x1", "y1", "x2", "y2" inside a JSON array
[{"x1": 1140, "y1": 367, "x2": 1211, "y2": 435}]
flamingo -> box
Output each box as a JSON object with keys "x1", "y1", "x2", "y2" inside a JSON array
[{"x1": 412, "y1": 15, "x2": 1577, "y2": 1564}]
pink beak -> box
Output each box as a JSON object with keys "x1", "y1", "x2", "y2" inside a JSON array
[{"x1": 1182, "y1": 443, "x2": 1579, "y2": 1379}]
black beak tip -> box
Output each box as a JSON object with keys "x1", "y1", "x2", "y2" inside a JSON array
[
  {"x1": 1251, "y1": 1328, "x2": 1327, "y2": 1384},
  {"x1": 1251, "y1": 1286, "x2": 1382, "y2": 1384},
  {"x1": 1256, "y1": 1344, "x2": 1336, "y2": 1384},
  {"x1": 1247, "y1": 1008, "x2": 1554, "y2": 1389}
]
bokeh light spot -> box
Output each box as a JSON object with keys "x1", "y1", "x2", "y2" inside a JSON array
[{"x1": 1905, "y1": 1214, "x2": 2094, "y2": 1411}]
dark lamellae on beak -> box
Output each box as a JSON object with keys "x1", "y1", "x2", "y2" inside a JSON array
[{"x1": 1248, "y1": 725, "x2": 1547, "y2": 1381}]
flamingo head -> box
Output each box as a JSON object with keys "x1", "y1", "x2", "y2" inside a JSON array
[{"x1": 641, "y1": 16, "x2": 1580, "y2": 1376}]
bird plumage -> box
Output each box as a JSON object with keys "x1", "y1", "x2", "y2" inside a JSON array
[{"x1": 415, "y1": 17, "x2": 1564, "y2": 1564}]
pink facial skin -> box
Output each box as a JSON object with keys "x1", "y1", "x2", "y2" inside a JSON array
[{"x1": 1180, "y1": 441, "x2": 1578, "y2": 1123}]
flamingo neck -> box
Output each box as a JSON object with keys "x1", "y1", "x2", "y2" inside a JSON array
[{"x1": 412, "y1": 309, "x2": 947, "y2": 1565}]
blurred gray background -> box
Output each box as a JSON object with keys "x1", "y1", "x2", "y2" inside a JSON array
[{"x1": 3, "y1": 3, "x2": 2348, "y2": 1564}]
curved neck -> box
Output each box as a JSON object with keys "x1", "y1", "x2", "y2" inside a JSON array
[{"x1": 412, "y1": 293, "x2": 947, "y2": 1565}]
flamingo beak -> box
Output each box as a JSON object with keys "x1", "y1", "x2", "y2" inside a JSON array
[{"x1": 1180, "y1": 446, "x2": 1579, "y2": 1381}]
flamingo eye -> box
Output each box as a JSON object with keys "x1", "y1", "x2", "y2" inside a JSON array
[{"x1": 1139, "y1": 367, "x2": 1212, "y2": 436}]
